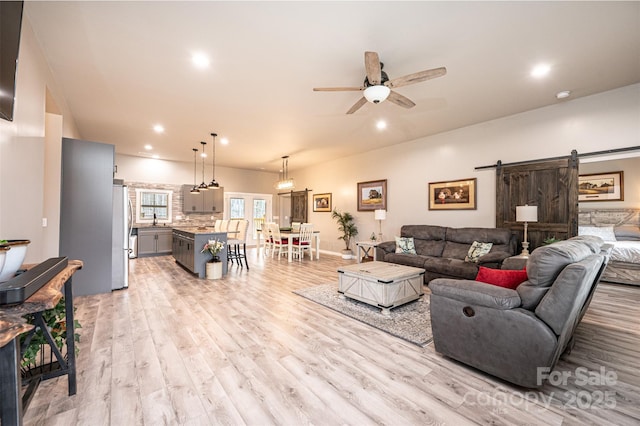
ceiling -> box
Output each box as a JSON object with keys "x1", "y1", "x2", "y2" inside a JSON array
[{"x1": 25, "y1": 2, "x2": 640, "y2": 173}]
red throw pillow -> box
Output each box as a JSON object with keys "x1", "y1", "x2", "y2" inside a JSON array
[{"x1": 476, "y1": 266, "x2": 528, "y2": 290}]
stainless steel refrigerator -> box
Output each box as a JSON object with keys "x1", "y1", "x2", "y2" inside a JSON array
[{"x1": 112, "y1": 180, "x2": 131, "y2": 290}]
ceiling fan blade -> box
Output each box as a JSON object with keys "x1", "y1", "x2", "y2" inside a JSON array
[
  {"x1": 386, "y1": 67, "x2": 447, "y2": 89},
  {"x1": 313, "y1": 86, "x2": 364, "y2": 92},
  {"x1": 364, "y1": 51, "x2": 382, "y2": 85},
  {"x1": 387, "y1": 91, "x2": 416, "y2": 109},
  {"x1": 346, "y1": 97, "x2": 368, "y2": 114}
]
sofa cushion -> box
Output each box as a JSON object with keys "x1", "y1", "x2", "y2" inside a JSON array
[
  {"x1": 442, "y1": 241, "x2": 471, "y2": 260},
  {"x1": 384, "y1": 253, "x2": 427, "y2": 269},
  {"x1": 423, "y1": 257, "x2": 479, "y2": 280},
  {"x1": 568, "y1": 235, "x2": 605, "y2": 253},
  {"x1": 446, "y1": 227, "x2": 513, "y2": 246},
  {"x1": 395, "y1": 236, "x2": 417, "y2": 254},
  {"x1": 476, "y1": 266, "x2": 528, "y2": 289},
  {"x1": 414, "y1": 239, "x2": 446, "y2": 257},
  {"x1": 534, "y1": 254, "x2": 603, "y2": 335},
  {"x1": 465, "y1": 241, "x2": 493, "y2": 263},
  {"x1": 517, "y1": 240, "x2": 595, "y2": 310},
  {"x1": 401, "y1": 225, "x2": 446, "y2": 241}
]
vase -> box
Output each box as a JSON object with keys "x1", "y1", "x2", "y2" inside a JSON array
[{"x1": 206, "y1": 261, "x2": 222, "y2": 280}]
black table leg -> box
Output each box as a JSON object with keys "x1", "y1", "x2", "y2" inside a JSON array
[
  {"x1": 0, "y1": 337, "x2": 23, "y2": 426},
  {"x1": 64, "y1": 277, "x2": 76, "y2": 396}
]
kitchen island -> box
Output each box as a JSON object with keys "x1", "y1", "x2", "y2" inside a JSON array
[{"x1": 172, "y1": 228, "x2": 228, "y2": 278}]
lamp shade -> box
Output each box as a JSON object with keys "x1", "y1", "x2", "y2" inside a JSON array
[
  {"x1": 516, "y1": 205, "x2": 538, "y2": 222},
  {"x1": 374, "y1": 209, "x2": 387, "y2": 220},
  {"x1": 364, "y1": 85, "x2": 390, "y2": 103}
]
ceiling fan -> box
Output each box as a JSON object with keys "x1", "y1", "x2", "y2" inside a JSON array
[{"x1": 313, "y1": 51, "x2": 446, "y2": 114}]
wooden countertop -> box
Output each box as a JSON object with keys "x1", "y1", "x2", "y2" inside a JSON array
[
  {"x1": 0, "y1": 259, "x2": 83, "y2": 317},
  {"x1": 173, "y1": 227, "x2": 226, "y2": 235}
]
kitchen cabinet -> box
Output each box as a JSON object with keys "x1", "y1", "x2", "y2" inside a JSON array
[
  {"x1": 137, "y1": 227, "x2": 173, "y2": 256},
  {"x1": 182, "y1": 185, "x2": 224, "y2": 213},
  {"x1": 172, "y1": 228, "x2": 228, "y2": 278}
]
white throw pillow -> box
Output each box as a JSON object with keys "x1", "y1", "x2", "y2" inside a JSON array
[
  {"x1": 465, "y1": 241, "x2": 493, "y2": 263},
  {"x1": 578, "y1": 226, "x2": 617, "y2": 242},
  {"x1": 395, "y1": 236, "x2": 417, "y2": 254}
]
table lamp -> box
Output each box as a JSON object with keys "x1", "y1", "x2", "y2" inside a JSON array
[
  {"x1": 374, "y1": 209, "x2": 386, "y2": 242},
  {"x1": 516, "y1": 204, "x2": 538, "y2": 256}
]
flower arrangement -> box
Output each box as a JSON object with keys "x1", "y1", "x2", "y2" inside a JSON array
[{"x1": 201, "y1": 239, "x2": 225, "y2": 262}]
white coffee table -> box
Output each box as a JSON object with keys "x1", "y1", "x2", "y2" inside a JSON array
[{"x1": 337, "y1": 261, "x2": 425, "y2": 315}]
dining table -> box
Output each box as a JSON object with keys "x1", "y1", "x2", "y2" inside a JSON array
[{"x1": 279, "y1": 230, "x2": 321, "y2": 262}]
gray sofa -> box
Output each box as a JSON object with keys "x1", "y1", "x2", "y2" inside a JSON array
[
  {"x1": 375, "y1": 225, "x2": 517, "y2": 283},
  {"x1": 429, "y1": 236, "x2": 611, "y2": 388}
]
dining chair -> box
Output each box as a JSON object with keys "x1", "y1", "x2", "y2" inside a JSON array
[
  {"x1": 213, "y1": 219, "x2": 222, "y2": 231},
  {"x1": 260, "y1": 221, "x2": 273, "y2": 256},
  {"x1": 227, "y1": 219, "x2": 249, "y2": 268},
  {"x1": 219, "y1": 219, "x2": 229, "y2": 232},
  {"x1": 269, "y1": 223, "x2": 287, "y2": 259},
  {"x1": 292, "y1": 223, "x2": 314, "y2": 261},
  {"x1": 291, "y1": 222, "x2": 301, "y2": 232}
]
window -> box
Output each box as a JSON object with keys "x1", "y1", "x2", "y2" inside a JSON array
[
  {"x1": 135, "y1": 189, "x2": 172, "y2": 223},
  {"x1": 229, "y1": 198, "x2": 245, "y2": 219}
]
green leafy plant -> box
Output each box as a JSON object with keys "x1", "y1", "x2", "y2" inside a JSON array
[
  {"x1": 543, "y1": 236, "x2": 562, "y2": 245},
  {"x1": 20, "y1": 298, "x2": 81, "y2": 370},
  {"x1": 201, "y1": 239, "x2": 225, "y2": 261},
  {"x1": 331, "y1": 209, "x2": 358, "y2": 251}
]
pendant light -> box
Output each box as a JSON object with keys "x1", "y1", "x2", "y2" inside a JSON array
[
  {"x1": 198, "y1": 141, "x2": 209, "y2": 191},
  {"x1": 190, "y1": 148, "x2": 200, "y2": 194},
  {"x1": 208, "y1": 132, "x2": 219, "y2": 188},
  {"x1": 275, "y1": 155, "x2": 295, "y2": 190}
]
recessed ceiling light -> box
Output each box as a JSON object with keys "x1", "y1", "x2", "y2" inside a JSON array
[
  {"x1": 144, "y1": 144, "x2": 153, "y2": 150},
  {"x1": 556, "y1": 90, "x2": 571, "y2": 99},
  {"x1": 531, "y1": 64, "x2": 551, "y2": 78},
  {"x1": 220, "y1": 137, "x2": 229, "y2": 145},
  {"x1": 192, "y1": 52, "x2": 210, "y2": 69},
  {"x1": 153, "y1": 124, "x2": 164, "y2": 133},
  {"x1": 376, "y1": 120, "x2": 387, "y2": 130}
]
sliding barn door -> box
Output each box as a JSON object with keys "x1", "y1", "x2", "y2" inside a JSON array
[
  {"x1": 290, "y1": 190, "x2": 309, "y2": 224},
  {"x1": 496, "y1": 153, "x2": 579, "y2": 252}
]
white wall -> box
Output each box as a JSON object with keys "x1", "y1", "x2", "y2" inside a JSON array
[
  {"x1": 0, "y1": 18, "x2": 80, "y2": 263},
  {"x1": 114, "y1": 154, "x2": 279, "y2": 195},
  {"x1": 293, "y1": 84, "x2": 640, "y2": 254}
]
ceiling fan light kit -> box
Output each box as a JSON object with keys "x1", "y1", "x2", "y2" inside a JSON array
[{"x1": 364, "y1": 85, "x2": 390, "y2": 103}]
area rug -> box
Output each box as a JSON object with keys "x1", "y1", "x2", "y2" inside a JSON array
[{"x1": 294, "y1": 282, "x2": 433, "y2": 347}]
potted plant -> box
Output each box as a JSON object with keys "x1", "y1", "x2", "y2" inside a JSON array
[
  {"x1": 20, "y1": 298, "x2": 81, "y2": 379},
  {"x1": 201, "y1": 239, "x2": 225, "y2": 279},
  {"x1": 331, "y1": 209, "x2": 358, "y2": 259}
]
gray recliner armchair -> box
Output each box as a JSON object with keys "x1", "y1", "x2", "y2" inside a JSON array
[{"x1": 429, "y1": 236, "x2": 611, "y2": 388}]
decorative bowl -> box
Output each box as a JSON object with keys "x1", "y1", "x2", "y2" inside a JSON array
[{"x1": 0, "y1": 240, "x2": 31, "y2": 282}]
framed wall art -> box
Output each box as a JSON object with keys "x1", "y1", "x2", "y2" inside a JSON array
[
  {"x1": 579, "y1": 171, "x2": 624, "y2": 202},
  {"x1": 428, "y1": 178, "x2": 477, "y2": 210},
  {"x1": 357, "y1": 179, "x2": 387, "y2": 211},
  {"x1": 313, "y1": 193, "x2": 332, "y2": 212}
]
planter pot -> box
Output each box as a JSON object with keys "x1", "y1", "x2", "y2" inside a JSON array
[
  {"x1": 206, "y1": 261, "x2": 223, "y2": 280},
  {"x1": 0, "y1": 239, "x2": 30, "y2": 282},
  {"x1": 341, "y1": 249, "x2": 353, "y2": 260}
]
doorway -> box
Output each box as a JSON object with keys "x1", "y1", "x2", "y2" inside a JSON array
[{"x1": 224, "y1": 192, "x2": 272, "y2": 246}]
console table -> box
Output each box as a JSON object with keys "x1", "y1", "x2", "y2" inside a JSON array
[{"x1": 0, "y1": 259, "x2": 82, "y2": 425}]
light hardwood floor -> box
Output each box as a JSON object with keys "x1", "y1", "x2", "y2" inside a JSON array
[{"x1": 23, "y1": 250, "x2": 640, "y2": 425}]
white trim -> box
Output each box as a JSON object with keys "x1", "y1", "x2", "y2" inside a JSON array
[{"x1": 134, "y1": 188, "x2": 173, "y2": 224}]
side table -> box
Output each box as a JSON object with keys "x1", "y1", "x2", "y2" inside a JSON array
[
  {"x1": 502, "y1": 255, "x2": 529, "y2": 270},
  {"x1": 355, "y1": 241, "x2": 379, "y2": 263}
]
